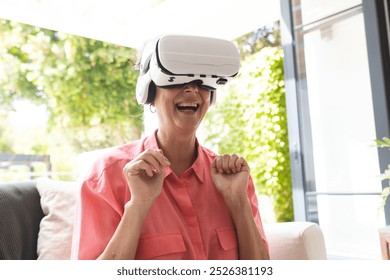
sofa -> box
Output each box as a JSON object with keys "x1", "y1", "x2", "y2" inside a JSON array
[{"x1": 0, "y1": 178, "x2": 327, "y2": 260}]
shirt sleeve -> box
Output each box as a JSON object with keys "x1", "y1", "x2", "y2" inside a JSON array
[
  {"x1": 247, "y1": 176, "x2": 269, "y2": 251},
  {"x1": 70, "y1": 168, "x2": 126, "y2": 260}
]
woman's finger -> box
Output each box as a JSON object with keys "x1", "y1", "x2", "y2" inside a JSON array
[
  {"x1": 213, "y1": 154, "x2": 249, "y2": 174},
  {"x1": 135, "y1": 149, "x2": 170, "y2": 174},
  {"x1": 234, "y1": 156, "x2": 244, "y2": 172},
  {"x1": 227, "y1": 154, "x2": 239, "y2": 173},
  {"x1": 124, "y1": 160, "x2": 154, "y2": 177},
  {"x1": 221, "y1": 154, "x2": 232, "y2": 174},
  {"x1": 215, "y1": 156, "x2": 224, "y2": 173}
]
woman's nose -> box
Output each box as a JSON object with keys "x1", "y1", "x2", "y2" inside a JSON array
[{"x1": 184, "y1": 81, "x2": 199, "y2": 93}]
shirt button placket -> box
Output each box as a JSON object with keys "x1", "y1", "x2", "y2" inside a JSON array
[{"x1": 179, "y1": 179, "x2": 206, "y2": 259}]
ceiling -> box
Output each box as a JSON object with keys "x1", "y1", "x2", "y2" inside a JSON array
[{"x1": 0, "y1": 0, "x2": 280, "y2": 49}]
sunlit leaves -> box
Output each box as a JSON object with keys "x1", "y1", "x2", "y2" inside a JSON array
[
  {"x1": 204, "y1": 47, "x2": 293, "y2": 222},
  {"x1": 0, "y1": 19, "x2": 143, "y2": 151},
  {"x1": 375, "y1": 137, "x2": 390, "y2": 148}
]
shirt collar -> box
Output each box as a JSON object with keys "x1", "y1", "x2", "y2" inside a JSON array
[
  {"x1": 143, "y1": 129, "x2": 205, "y2": 183},
  {"x1": 191, "y1": 141, "x2": 205, "y2": 183},
  {"x1": 143, "y1": 129, "x2": 160, "y2": 150}
]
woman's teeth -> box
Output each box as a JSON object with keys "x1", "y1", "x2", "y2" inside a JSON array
[{"x1": 176, "y1": 102, "x2": 199, "y2": 111}]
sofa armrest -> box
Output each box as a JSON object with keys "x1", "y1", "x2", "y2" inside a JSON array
[
  {"x1": 264, "y1": 222, "x2": 327, "y2": 260},
  {"x1": 0, "y1": 181, "x2": 44, "y2": 260}
]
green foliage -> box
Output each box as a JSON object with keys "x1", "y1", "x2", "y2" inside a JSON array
[
  {"x1": 375, "y1": 137, "x2": 390, "y2": 208},
  {"x1": 0, "y1": 19, "x2": 143, "y2": 152},
  {"x1": 41, "y1": 34, "x2": 143, "y2": 130},
  {"x1": 204, "y1": 47, "x2": 293, "y2": 222},
  {"x1": 234, "y1": 22, "x2": 281, "y2": 60},
  {"x1": 375, "y1": 137, "x2": 390, "y2": 148},
  {"x1": 0, "y1": 20, "x2": 50, "y2": 106}
]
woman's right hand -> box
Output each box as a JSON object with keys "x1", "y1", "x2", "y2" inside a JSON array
[{"x1": 123, "y1": 149, "x2": 170, "y2": 207}]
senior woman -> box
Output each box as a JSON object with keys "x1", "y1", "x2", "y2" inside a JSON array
[{"x1": 71, "y1": 35, "x2": 269, "y2": 260}]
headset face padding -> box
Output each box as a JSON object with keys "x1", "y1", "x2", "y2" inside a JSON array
[
  {"x1": 146, "y1": 82, "x2": 156, "y2": 104},
  {"x1": 135, "y1": 34, "x2": 240, "y2": 105}
]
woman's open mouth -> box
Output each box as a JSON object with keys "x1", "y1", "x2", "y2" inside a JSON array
[{"x1": 176, "y1": 102, "x2": 200, "y2": 112}]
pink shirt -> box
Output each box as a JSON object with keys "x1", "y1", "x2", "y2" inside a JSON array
[{"x1": 71, "y1": 131, "x2": 268, "y2": 260}]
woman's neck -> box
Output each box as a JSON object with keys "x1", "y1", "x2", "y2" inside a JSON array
[{"x1": 156, "y1": 129, "x2": 198, "y2": 176}]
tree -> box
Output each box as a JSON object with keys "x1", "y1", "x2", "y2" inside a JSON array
[
  {"x1": 204, "y1": 23, "x2": 293, "y2": 221},
  {"x1": 204, "y1": 45, "x2": 293, "y2": 222},
  {"x1": 0, "y1": 19, "x2": 143, "y2": 152},
  {"x1": 234, "y1": 21, "x2": 281, "y2": 60}
]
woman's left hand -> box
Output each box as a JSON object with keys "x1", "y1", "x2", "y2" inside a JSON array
[{"x1": 211, "y1": 154, "x2": 250, "y2": 206}]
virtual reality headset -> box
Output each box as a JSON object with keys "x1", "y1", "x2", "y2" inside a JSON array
[{"x1": 135, "y1": 34, "x2": 240, "y2": 105}]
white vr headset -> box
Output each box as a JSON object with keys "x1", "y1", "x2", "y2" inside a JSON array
[{"x1": 135, "y1": 34, "x2": 240, "y2": 105}]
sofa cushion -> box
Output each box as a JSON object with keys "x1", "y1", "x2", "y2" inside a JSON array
[
  {"x1": 36, "y1": 177, "x2": 80, "y2": 260},
  {"x1": 0, "y1": 181, "x2": 44, "y2": 260}
]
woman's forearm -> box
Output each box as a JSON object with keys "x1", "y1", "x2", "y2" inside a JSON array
[
  {"x1": 97, "y1": 200, "x2": 152, "y2": 260},
  {"x1": 226, "y1": 197, "x2": 270, "y2": 260}
]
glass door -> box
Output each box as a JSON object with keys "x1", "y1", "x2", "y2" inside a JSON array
[{"x1": 281, "y1": 0, "x2": 388, "y2": 259}]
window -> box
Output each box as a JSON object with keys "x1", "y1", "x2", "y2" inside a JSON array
[{"x1": 282, "y1": 0, "x2": 389, "y2": 259}]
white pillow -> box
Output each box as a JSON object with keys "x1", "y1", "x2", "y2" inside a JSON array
[{"x1": 36, "y1": 177, "x2": 80, "y2": 260}]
